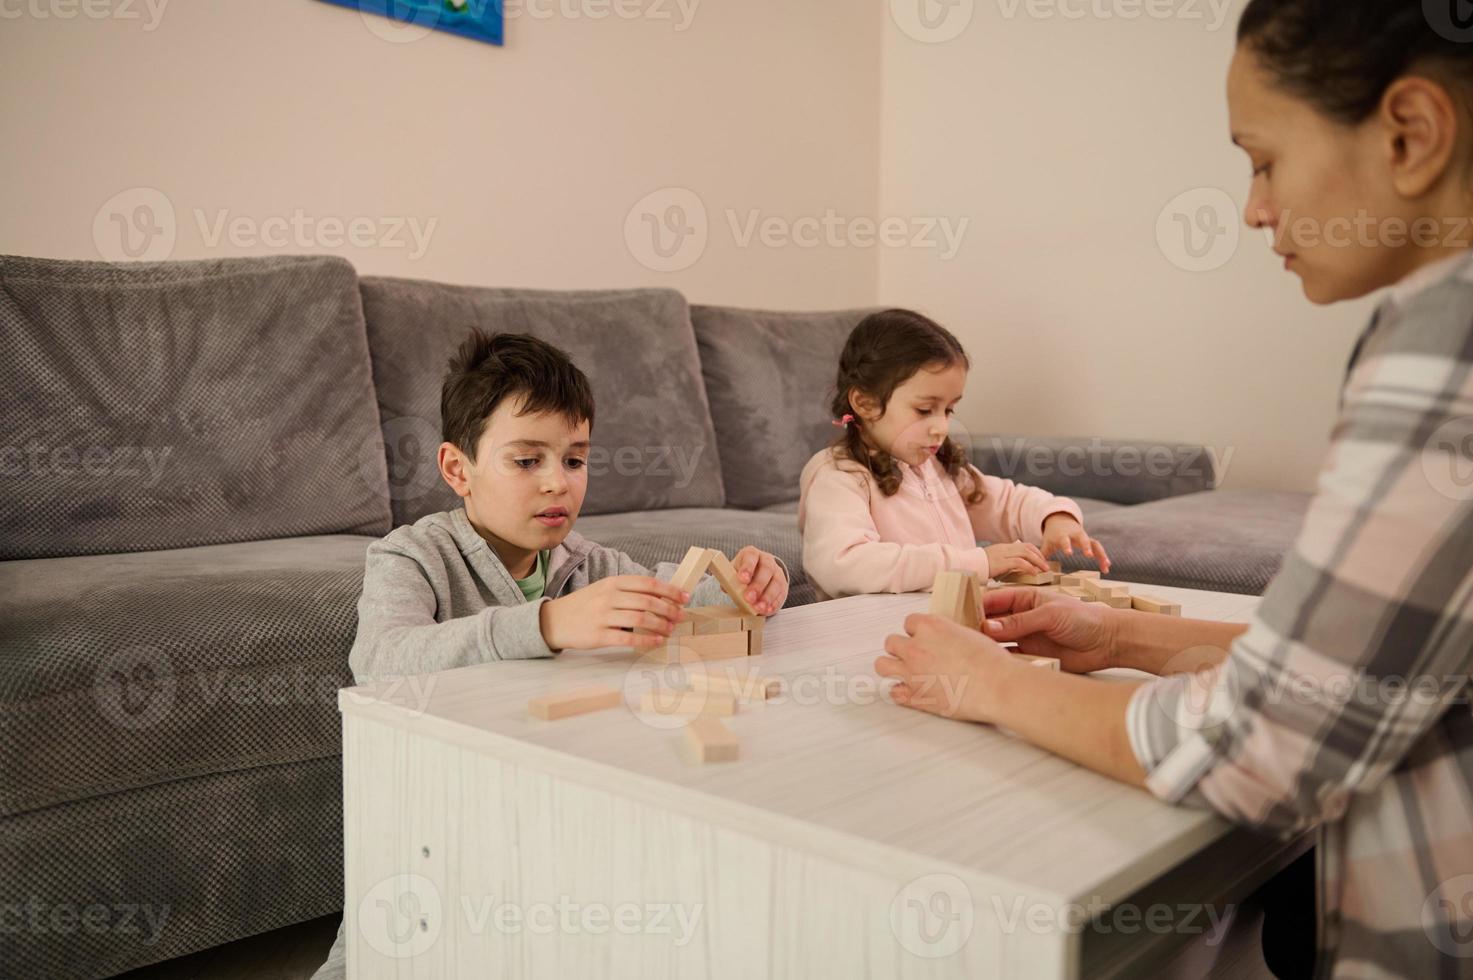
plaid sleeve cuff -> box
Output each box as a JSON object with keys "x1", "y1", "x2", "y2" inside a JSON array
[{"x1": 1126, "y1": 672, "x2": 1228, "y2": 804}]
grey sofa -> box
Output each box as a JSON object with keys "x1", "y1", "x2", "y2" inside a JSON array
[{"x1": 0, "y1": 253, "x2": 1310, "y2": 979}]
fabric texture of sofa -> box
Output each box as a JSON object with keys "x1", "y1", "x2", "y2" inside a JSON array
[{"x1": 0, "y1": 253, "x2": 1310, "y2": 978}]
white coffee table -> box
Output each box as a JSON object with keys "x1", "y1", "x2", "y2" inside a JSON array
[{"x1": 338, "y1": 583, "x2": 1300, "y2": 979}]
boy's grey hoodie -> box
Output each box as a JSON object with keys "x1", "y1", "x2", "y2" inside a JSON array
[
  {"x1": 312, "y1": 507, "x2": 767, "y2": 980},
  {"x1": 349, "y1": 506, "x2": 738, "y2": 683}
]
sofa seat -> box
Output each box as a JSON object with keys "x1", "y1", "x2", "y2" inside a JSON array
[
  {"x1": 0, "y1": 535, "x2": 374, "y2": 820},
  {"x1": 1065, "y1": 490, "x2": 1313, "y2": 595}
]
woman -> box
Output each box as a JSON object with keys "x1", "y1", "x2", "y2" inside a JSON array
[{"x1": 875, "y1": 2, "x2": 1473, "y2": 977}]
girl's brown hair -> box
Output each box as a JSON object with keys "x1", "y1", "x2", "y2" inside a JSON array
[{"x1": 828, "y1": 308, "x2": 984, "y2": 504}]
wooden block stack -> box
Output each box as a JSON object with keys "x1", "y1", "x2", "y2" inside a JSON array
[
  {"x1": 983, "y1": 564, "x2": 1182, "y2": 617},
  {"x1": 642, "y1": 546, "x2": 768, "y2": 663}
]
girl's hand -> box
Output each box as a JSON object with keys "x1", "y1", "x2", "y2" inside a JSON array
[
  {"x1": 1042, "y1": 513, "x2": 1111, "y2": 574},
  {"x1": 874, "y1": 613, "x2": 1018, "y2": 723},
  {"x1": 983, "y1": 541, "x2": 1051, "y2": 579},
  {"x1": 732, "y1": 545, "x2": 788, "y2": 614},
  {"x1": 539, "y1": 576, "x2": 688, "y2": 652},
  {"x1": 979, "y1": 587, "x2": 1119, "y2": 674}
]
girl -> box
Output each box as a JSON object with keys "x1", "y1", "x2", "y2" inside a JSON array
[
  {"x1": 876, "y1": 2, "x2": 1473, "y2": 977},
  {"x1": 797, "y1": 308, "x2": 1110, "y2": 599}
]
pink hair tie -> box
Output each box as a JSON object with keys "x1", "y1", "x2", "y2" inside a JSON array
[{"x1": 831, "y1": 413, "x2": 855, "y2": 428}]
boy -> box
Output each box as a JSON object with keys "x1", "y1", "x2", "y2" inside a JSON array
[
  {"x1": 312, "y1": 329, "x2": 789, "y2": 978},
  {"x1": 351, "y1": 328, "x2": 789, "y2": 681}
]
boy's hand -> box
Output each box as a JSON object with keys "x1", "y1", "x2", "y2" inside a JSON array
[
  {"x1": 539, "y1": 576, "x2": 689, "y2": 652},
  {"x1": 983, "y1": 541, "x2": 1050, "y2": 578},
  {"x1": 1042, "y1": 513, "x2": 1111, "y2": 574},
  {"x1": 732, "y1": 546, "x2": 788, "y2": 615}
]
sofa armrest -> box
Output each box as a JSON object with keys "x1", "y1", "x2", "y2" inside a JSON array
[{"x1": 967, "y1": 434, "x2": 1219, "y2": 506}]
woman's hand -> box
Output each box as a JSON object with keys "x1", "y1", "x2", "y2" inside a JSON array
[
  {"x1": 1041, "y1": 513, "x2": 1111, "y2": 574},
  {"x1": 979, "y1": 587, "x2": 1120, "y2": 674},
  {"x1": 732, "y1": 545, "x2": 788, "y2": 614},
  {"x1": 874, "y1": 613, "x2": 1019, "y2": 723},
  {"x1": 984, "y1": 541, "x2": 1051, "y2": 578}
]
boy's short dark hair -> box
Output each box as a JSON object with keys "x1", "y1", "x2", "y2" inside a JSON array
[{"x1": 440, "y1": 330, "x2": 596, "y2": 460}]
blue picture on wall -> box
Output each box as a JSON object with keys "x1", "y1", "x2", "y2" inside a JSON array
[{"x1": 319, "y1": 0, "x2": 504, "y2": 47}]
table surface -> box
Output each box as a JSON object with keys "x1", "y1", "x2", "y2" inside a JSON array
[{"x1": 340, "y1": 582, "x2": 1263, "y2": 915}]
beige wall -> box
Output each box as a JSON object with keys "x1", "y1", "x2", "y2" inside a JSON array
[
  {"x1": 0, "y1": 0, "x2": 881, "y2": 310},
  {"x1": 3, "y1": 1, "x2": 1369, "y2": 491},
  {"x1": 878, "y1": 2, "x2": 1376, "y2": 492}
]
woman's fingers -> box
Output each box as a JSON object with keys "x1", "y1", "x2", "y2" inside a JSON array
[
  {"x1": 980, "y1": 587, "x2": 1040, "y2": 618},
  {"x1": 982, "y1": 603, "x2": 1059, "y2": 643}
]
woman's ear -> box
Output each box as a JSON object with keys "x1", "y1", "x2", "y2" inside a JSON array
[{"x1": 1380, "y1": 75, "x2": 1460, "y2": 199}]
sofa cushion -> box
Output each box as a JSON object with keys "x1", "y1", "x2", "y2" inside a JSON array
[
  {"x1": 0, "y1": 255, "x2": 391, "y2": 559},
  {"x1": 691, "y1": 305, "x2": 876, "y2": 510},
  {"x1": 1062, "y1": 490, "x2": 1311, "y2": 595},
  {"x1": 360, "y1": 278, "x2": 726, "y2": 525},
  {"x1": 573, "y1": 507, "x2": 817, "y2": 608},
  {"x1": 0, "y1": 535, "x2": 372, "y2": 818},
  {"x1": 970, "y1": 434, "x2": 1220, "y2": 506}
]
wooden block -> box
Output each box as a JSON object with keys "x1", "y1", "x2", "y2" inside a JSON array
[
  {"x1": 689, "y1": 669, "x2": 782, "y2": 701},
  {"x1": 931, "y1": 571, "x2": 980, "y2": 629},
  {"x1": 1131, "y1": 595, "x2": 1183, "y2": 616},
  {"x1": 688, "y1": 604, "x2": 743, "y2": 635},
  {"x1": 685, "y1": 717, "x2": 739, "y2": 762},
  {"x1": 666, "y1": 631, "x2": 749, "y2": 663},
  {"x1": 528, "y1": 686, "x2": 621, "y2": 721},
  {"x1": 1013, "y1": 654, "x2": 1061, "y2": 670},
  {"x1": 640, "y1": 688, "x2": 737, "y2": 717},
  {"x1": 747, "y1": 627, "x2": 763, "y2": 658},
  {"x1": 704, "y1": 549, "x2": 759, "y2": 616},
  {"x1": 741, "y1": 613, "x2": 764, "y2": 632},
  {"x1": 1060, "y1": 571, "x2": 1100, "y2": 587},
  {"x1": 998, "y1": 570, "x2": 1054, "y2": 586},
  {"x1": 669, "y1": 545, "x2": 714, "y2": 596}
]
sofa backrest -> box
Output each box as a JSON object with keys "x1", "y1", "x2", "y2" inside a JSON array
[
  {"x1": 691, "y1": 304, "x2": 877, "y2": 510},
  {"x1": 0, "y1": 254, "x2": 392, "y2": 559},
  {"x1": 358, "y1": 277, "x2": 726, "y2": 525}
]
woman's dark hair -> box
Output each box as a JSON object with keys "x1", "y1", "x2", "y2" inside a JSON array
[
  {"x1": 441, "y1": 330, "x2": 595, "y2": 459},
  {"x1": 829, "y1": 308, "x2": 983, "y2": 504},
  {"x1": 1238, "y1": 0, "x2": 1473, "y2": 125}
]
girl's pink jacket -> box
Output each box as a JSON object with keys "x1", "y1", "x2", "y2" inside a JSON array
[{"x1": 797, "y1": 446, "x2": 1084, "y2": 599}]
